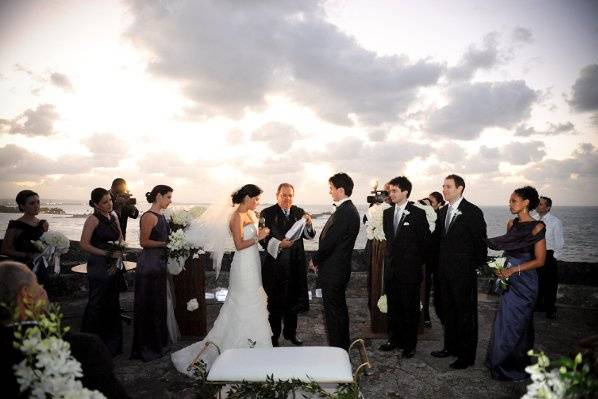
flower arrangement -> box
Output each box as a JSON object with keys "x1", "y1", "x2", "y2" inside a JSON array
[
  {"x1": 31, "y1": 230, "x2": 70, "y2": 274},
  {"x1": 365, "y1": 202, "x2": 391, "y2": 241},
  {"x1": 523, "y1": 350, "x2": 598, "y2": 399},
  {"x1": 10, "y1": 301, "x2": 106, "y2": 398},
  {"x1": 165, "y1": 208, "x2": 195, "y2": 230},
  {"x1": 487, "y1": 257, "x2": 509, "y2": 294},
  {"x1": 377, "y1": 295, "x2": 388, "y2": 314}
]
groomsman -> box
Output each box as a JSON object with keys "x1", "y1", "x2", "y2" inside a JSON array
[
  {"x1": 431, "y1": 174, "x2": 487, "y2": 369},
  {"x1": 535, "y1": 196, "x2": 564, "y2": 319},
  {"x1": 260, "y1": 183, "x2": 315, "y2": 347},
  {"x1": 309, "y1": 173, "x2": 360, "y2": 350},
  {"x1": 380, "y1": 176, "x2": 431, "y2": 358}
]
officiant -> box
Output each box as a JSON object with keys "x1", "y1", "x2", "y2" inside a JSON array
[{"x1": 259, "y1": 183, "x2": 315, "y2": 347}]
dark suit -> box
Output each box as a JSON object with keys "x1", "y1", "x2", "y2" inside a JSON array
[
  {"x1": 1, "y1": 324, "x2": 129, "y2": 398},
  {"x1": 312, "y1": 199, "x2": 360, "y2": 350},
  {"x1": 260, "y1": 204, "x2": 315, "y2": 340},
  {"x1": 383, "y1": 202, "x2": 431, "y2": 351},
  {"x1": 434, "y1": 198, "x2": 487, "y2": 364}
]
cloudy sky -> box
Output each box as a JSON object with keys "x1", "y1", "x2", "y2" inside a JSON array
[{"x1": 1, "y1": 0, "x2": 597, "y2": 206}]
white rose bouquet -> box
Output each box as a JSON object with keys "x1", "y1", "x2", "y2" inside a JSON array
[
  {"x1": 165, "y1": 208, "x2": 194, "y2": 230},
  {"x1": 31, "y1": 230, "x2": 70, "y2": 274},
  {"x1": 377, "y1": 295, "x2": 388, "y2": 314},
  {"x1": 366, "y1": 202, "x2": 391, "y2": 241}
]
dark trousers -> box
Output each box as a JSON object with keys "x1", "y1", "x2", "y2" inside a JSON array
[
  {"x1": 269, "y1": 310, "x2": 298, "y2": 340},
  {"x1": 536, "y1": 250, "x2": 558, "y2": 314},
  {"x1": 321, "y1": 279, "x2": 350, "y2": 350},
  {"x1": 386, "y1": 278, "x2": 420, "y2": 351},
  {"x1": 422, "y1": 264, "x2": 443, "y2": 323},
  {"x1": 439, "y1": 272, "x2": 478, "y2": 363}
]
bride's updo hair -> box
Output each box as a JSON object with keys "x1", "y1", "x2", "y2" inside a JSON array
[
  {"x1": 231, "y1": 184, "x2": 263, "y2": 205},
  {"x1": 513, "y1": 186, "x2": 540, "y2": 211},
  {"x1": 146, "y1": 185, "x2": 173, "y2": 203},
  {"x1": 89, "y1": 188, "x2": 109, "y2": 208}
]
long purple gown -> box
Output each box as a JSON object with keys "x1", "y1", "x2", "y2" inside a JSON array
[
  {"x1": 131, "y1": 211, "x2": 171, "y2": 361},
  {"x1": 485, "y1": 219, "x2": 545, "y2": 381}
]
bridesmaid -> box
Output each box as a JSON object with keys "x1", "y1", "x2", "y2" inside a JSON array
[
  {"x1": 1, "y1": 190, "x2": 49, "y2": 285},
  {"x1": 485, "y1": 186, "x2": 546, "y2": 381},
  {"x1": 131, "y1": 185, "x2": 177, "y2": 362},
  {"x1": 80, "y1": 188, "x2": 124, "y2": 356}
]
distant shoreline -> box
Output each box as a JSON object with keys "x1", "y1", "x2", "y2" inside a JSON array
[{"x1": 0, "y1": 205, "x2": 66, "y2": 214}]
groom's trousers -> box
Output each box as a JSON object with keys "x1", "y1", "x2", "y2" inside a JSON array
[{"x1": 320, "y1": 279, "x2": 351, "y2": 351}]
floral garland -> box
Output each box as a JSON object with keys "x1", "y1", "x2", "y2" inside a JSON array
[
  {"x1": 365, "y1": 202, "x2": 391, "y2": 241},
  {"x1": 10, "y1": 302, "x2": 106, "y2": 398}
]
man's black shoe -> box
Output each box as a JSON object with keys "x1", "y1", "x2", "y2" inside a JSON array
[
  {"x1": 379, "y1": 342, "x2": 400, "y2": 351},
  {"x1": 431, "y1": 349, "x2": 452, "y2": 358},
  {"x1": 272, "y1": 337, "x2": 279, "y2": 347},
  {"x1": 284, "y1": 335, "x2": 303, "y2": 346},
  {"x1": 449, "y1": 359, "x2": 473, "y2": 369},
  {"x1": 402, "y1": 348, "x2": 416, "y2": 358}
]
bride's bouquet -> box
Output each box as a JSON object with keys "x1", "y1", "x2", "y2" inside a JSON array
[
  {"x1": 487, "y1": 256, "x2": 509, "y2": 294},
  {"x1": 30, "y1": 230, "x2": 70, "y2": 274}
]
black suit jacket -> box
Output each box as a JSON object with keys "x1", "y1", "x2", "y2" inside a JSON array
[
  {"x1": 312, "y1": 199, "x2": 361, "y2": 284},
  {"x1": 1, "y1": 325, "x2": 129, "y2": 398},
  {"x1": 383, "y1": 202, "x2": 431, "y2": 284},
  {"x1": 259, "y1": 204, "x2": 315, "y2": 312},
  {"x1": 433, "y1": 198, "x2": 487, "y2": 277}
]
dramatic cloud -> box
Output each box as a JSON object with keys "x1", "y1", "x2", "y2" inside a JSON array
[
  {"x1": 125, "y1": 0, "x2": 443, "y2": 126},
  {"x1": 82, "y1": 133, "x2": 129, "y2": 165},
  {"x1": 499, "y1": 141, "x2": 545, "y2": 165},
  {"x1": 427, "y1": 80, "x2": 537, "y2": 139},
  {"x1": 515, "y1": 122, "x2": 576, "y2": 137},
  {"x1": 569, "y1": 64, "x2": 598, "y2": 112},
  {"x1": 0, "y1": 103, "x2": 59, "y2": 136},
  {"x1": 447, "y1": 32, "x2": 501, "y2": 81},
  {"x1": 251, "y1": 122, "x2": 300, "y2": 152},
  {"x1": 50, "y1": 72, "x2": 73, "y2": 92}
]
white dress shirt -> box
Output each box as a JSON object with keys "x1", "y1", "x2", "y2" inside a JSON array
[
  {"x1": 334, "y1": 197, "x2": 351, "y2": 208},
  {"x1": 393, "y1": 201, "x2": 408, "y2": 231},
  {"x1": 540, "y1": 212, "x2": 564, "y2": 259},
  {"x1": 445, "y1": 196, "x2": 464, "y2": 230}
]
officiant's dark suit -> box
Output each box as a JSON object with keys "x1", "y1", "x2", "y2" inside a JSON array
[
  {"x1": 433, "y1": 175, "x2": 487, "y2": 368},
  {"x1": 312, "y1": 173, "x2": 360, "y2": 351},
  {"x1": 382, "y1": 201, "x2": 431, "y2": 356},
  {"x1": 260, "y1": 191, "x2": 315, "y2": 346}
]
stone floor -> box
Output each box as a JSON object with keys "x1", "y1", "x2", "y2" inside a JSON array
[{"x1": 56, "y1": 274, "x2": 598, "y2": 399}]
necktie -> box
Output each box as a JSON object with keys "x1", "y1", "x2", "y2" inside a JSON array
[
  {"x1": 445, "y1": 206, "x2": 453, "y2": 233},
  {"x1": 393, "y1": 208, "x2": 401, "y2": 233},
  {"x1": 284, "y1": 209, "x2": 290, "y2": 219}
]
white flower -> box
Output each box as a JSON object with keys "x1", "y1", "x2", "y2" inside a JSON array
[
  {"x1": 487, "y1": 257, "x2": 507, "y2": 270},
  {"x1": 165, "y1": 208, "x2": 194, "y2": 228},
  {"x1": 366, "y1": 202, "x2": 391, "y2": 241},
  {"x1": 453, "y1": 209, "x2": 462, "y2": 218},
  {"x1": 377, "y1": 295, "x2": 388, "y2": 314},
  {"x1": 40, "y1": 231, "x2": 70, "y2": 251},
  {"x1": 187, "y1": 298, "x2": 199, "y2": 312}
]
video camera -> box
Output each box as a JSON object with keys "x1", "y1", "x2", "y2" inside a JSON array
[
  {"x1": 366, "y1": 178, "x2": 389, "y2": 204},
  {"x1": 113, "y1": 191, "x2": 137, "y2": 207}
]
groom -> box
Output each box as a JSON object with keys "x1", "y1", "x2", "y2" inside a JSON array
[{"x1": 309, "y1": 173, "x2": 360, "y2": 350}]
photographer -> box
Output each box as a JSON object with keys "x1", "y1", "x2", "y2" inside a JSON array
[{"x1": 109, "y1": 178, "x2": 139, "y2": 239}]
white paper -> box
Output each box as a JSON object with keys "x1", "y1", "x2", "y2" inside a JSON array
[
  {"x1": 205, "y1": 292, "x2": 215, "y2": 300},
  {"x1": 215, "y1": 288, "x2": 228, "y2": 302},
  {"x1": 285, "y1": 218, "x2": 306, "y2": 242},
  {"x1": 315, "y1": 288, "x2": 322, "y2": 298}
]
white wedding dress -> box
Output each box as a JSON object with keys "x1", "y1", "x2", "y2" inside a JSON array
[{"x1": 171, "y1": 223, "x2": 272, "y2": 376}]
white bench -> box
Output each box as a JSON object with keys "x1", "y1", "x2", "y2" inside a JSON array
[{"x1": 206, "y1": 341, "x2": 370, "y2": 398}]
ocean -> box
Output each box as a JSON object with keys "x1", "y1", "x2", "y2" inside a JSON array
[{"x1": 1, "y1": 202, "x2": 597, "y2": 263}]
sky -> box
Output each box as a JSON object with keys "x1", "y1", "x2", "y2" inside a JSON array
[{"x1": 0, "y1": 0, "x2": 597, "y2": 206}]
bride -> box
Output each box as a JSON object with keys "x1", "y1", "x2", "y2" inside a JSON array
[{"x1": 171, "y1": 184, "x2": 272, "y2": 376}]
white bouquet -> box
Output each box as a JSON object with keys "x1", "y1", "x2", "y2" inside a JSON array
[
  {"x1": 366, "y1": 202, "x2": 391, "y2": 241},
  {"x1": 377, "y1": 295, "x2": 388, "y2": 314},
  {"x1": 31, "y1": 230, "x2": 70, "y2": 274},
  {"x1": 487, "y1": 256, "x2": 509, "y2": 293},
  {"x1": 166, "y1": 229, "x2": 193, "y2": 275},
  {"x1": 12, "y1": 305, "x2": 106, "y2": 399},
  {"x1": 165, "y1": 208, "x2": 194, "y2": 229}
]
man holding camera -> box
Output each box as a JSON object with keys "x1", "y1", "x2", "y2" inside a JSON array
[{"x1": 109, "y1": 178, "x2": 139, "y2": 240}]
